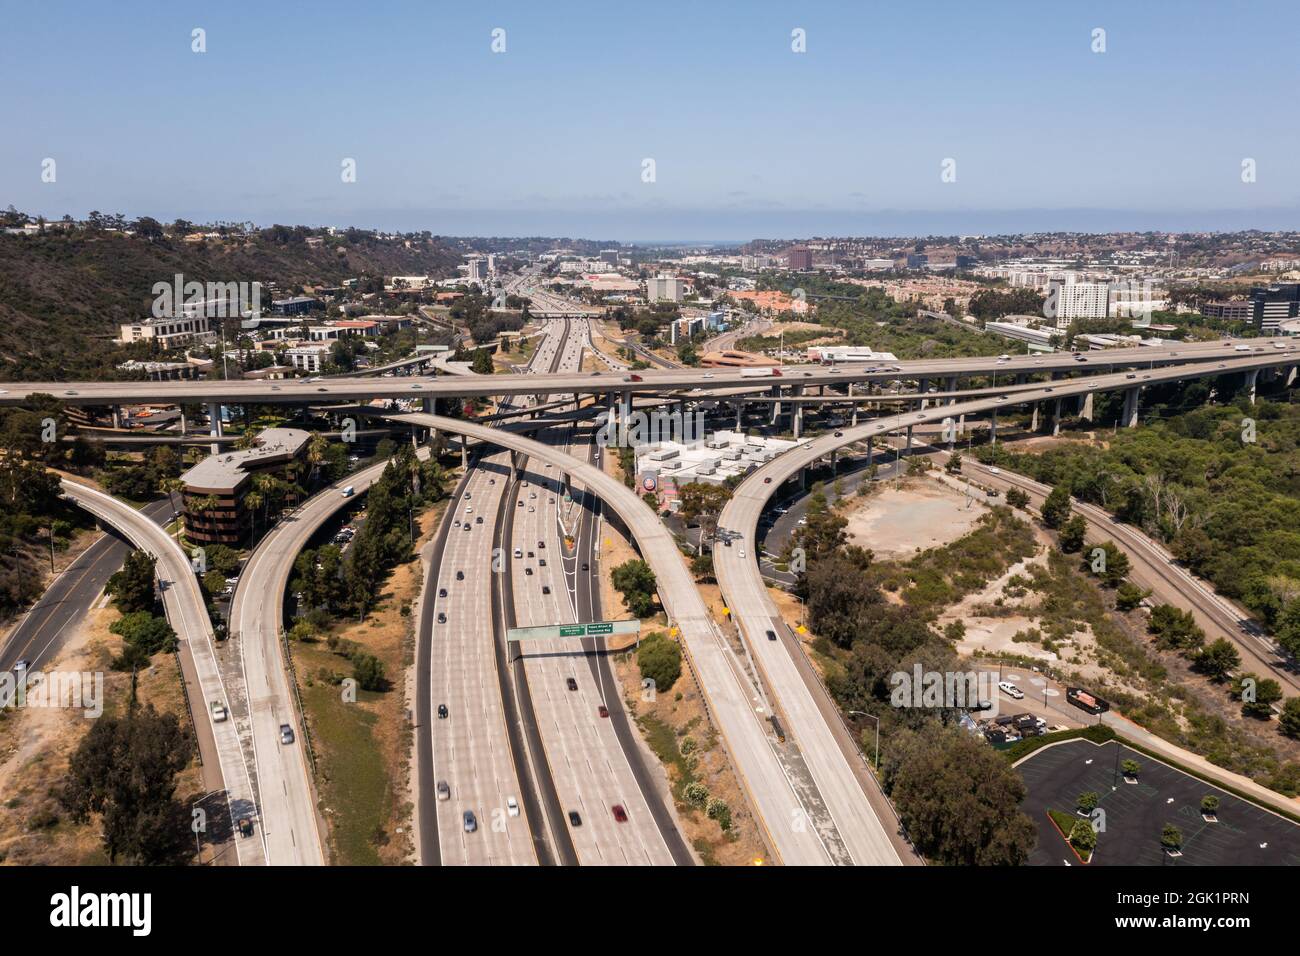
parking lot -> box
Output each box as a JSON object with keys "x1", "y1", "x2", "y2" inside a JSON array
[{"x1": 1017, "y1": 738, "x2": 1300, "y2": 866}]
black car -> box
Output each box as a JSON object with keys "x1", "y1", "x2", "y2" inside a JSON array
[
  {"x1": 438, "y1": 587, "x2": 447, "y2": 598},
  {"x1": 765, "y1": 629, "x2": 778, "y2": 641},
  {"x1": 437, "y1": 612, "x2": 447, "y2": 624},
  {"x1": 568, "y1": 810, "x2": 582, "y2": 827},
  {"x1": 437, "y1": 703, "x2": 449, "y2": 719},
  {"x1": 542, "y1": 585, "x2": 551, "y2": 595},
  {"x1": 525, "y1": 567, "x2": 533, "y2": 576},
  {"x1": 456, "y1": 570, "x2": 465, "y2": 581},
  {"x1": 580, "y1": 562, "x2": 589, "y2": 571},
  {"x1": 565, "y1": 677, "x2": 578, "y2": 691}
]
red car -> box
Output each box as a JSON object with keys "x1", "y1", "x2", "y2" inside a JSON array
[
  {"x1": 612, "y1": 804, "x2": 628, "y2": 823},
  {"x1": 597, "y1": 705, "x2": 609, "y2": 718}
]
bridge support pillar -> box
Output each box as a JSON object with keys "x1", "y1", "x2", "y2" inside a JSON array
[
  {"x1": 180, "y1": 409, "x2": 187, "y2": 436},
  {"x1": 946, "y1": 376, "x2": 958, "y2": 404},
  {"x1": 1052, "y1": 398, "x2": 1062, "y2": 436},
  {"x1": 905, "y1": 424, "x2": 913, "y2": 450},
  {"x1": 918, "y1": 377, "x2": 930, "y2": 410},
  {"x1": 793, "y1": 401, "x2": 803, "y2": 439},
  {"x1": 111, "y1": 405, "x2": 122, "y2": 429},
  {"x1": 830, "y1": 448, "x2": 837, "y2": 473},
  {"x1": 422, "y1": 396, "x2": 434, "y2": 415},
  {"x1": 207, "y1": 402, "x2": 223, "y2": 454},
  {"x1": 1078, "y1": 392, "x2": 1094, "y2": 422},
  {"x1": 958, "y1": 413, "x2": 965, "y2": 436},
  {"x1": 989, "y1": 410, "x2": 998, "y2": 445},
  {"x1": 734, "y1": 401, "x2": 742, "y2": 430},
  {"x1": 770, "y1": 384, "x2": 781, "y2": 425},
  {"x1": 1121, "y1": 386, "x2": 1141, "y2": 428},
  {"x1": 1287, "y1": 365, "x2": 1298, "y2": 387},
  {"x1": 461, "y1": 438, "x2": 468, "y2": 469},
  {"x1": 1030, "y1": 403, "x2": 1039, "y2": 432},
  {"x1": 1246, "y1": 368, "x2": 1259, "y2": 405},
  {"x1": 866, "y1": 436, "x2": 873, "y2": 467}
]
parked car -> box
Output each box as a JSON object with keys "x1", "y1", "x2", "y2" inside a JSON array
[{"x1": 998, "y1": 680, "x2": 1024, "y2": 700}]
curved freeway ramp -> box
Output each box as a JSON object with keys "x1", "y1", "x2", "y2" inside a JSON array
[{"x1": 60, "y1": 480, "x2": 265, "y2": 866}]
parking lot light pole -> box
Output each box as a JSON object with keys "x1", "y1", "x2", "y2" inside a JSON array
[{"x1": 847, "y1": 710, "x2": 881, "y2": 771}]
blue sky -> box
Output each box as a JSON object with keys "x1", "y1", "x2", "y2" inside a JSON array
[{"x1": 2, "y1": 0, "x2": 1298, "y2": 239}]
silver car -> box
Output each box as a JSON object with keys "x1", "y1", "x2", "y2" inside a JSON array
[{"x1": 463, "y1": 810, "x2": 477, "y2": 833}]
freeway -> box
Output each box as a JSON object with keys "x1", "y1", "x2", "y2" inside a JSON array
[
  {"x1": 1, "y1": 499, "x2": 172, "y2": 674},
  {"x1": 506, "y1": 323, "x2": 685, "y2": 865},
  {"x1": 59, "y1": 480, "x2": 264, "y2": 866},
  {"x1": 1, "y1": 338, "x2": 1286, "y2": 407},
  {"x1": 386, "y1": 411, "x2": 842, "y2": 864}
]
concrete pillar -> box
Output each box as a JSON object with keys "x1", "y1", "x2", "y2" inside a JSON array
[
  {"x1": 770, "y1": 384, "x2": 781, "y2": 425},
  {"x1": 111, "y1": 405, "x2": 122, "y2": 429},
  {"x1": 905, "y1": 424, "x2": 913, "y2": 450},
  {"x1": 1246, "y1": 368, "x2": 1259, "y2": 405},
  {"x1": 422, "y1": 396, "x2": 434, "y2": 415},
  {"x1": 1051, "y1": 398, "x2": 1062, "y2": 436},
  {"x1": 793, "y1": 401, "x2": 804, "y2": 439},
  {"x1": 1078, "y1": 392, "x2": 1094, "y2": 422},
  {"x1": 1287, "y1": 366, "x2": 1297, "y2": 387},
  {"x1": 958, "y1": 413, "x2": 965, "y2": 435},
  {"x1": 207, "y1": 402, "x2": 223, "y2": 455},
  {"x1": 461, "y1": 438, "x2": 468, "y2": 468},
  {"x1": 946, "y1": 376, "x2": 958, "y2": 405},
  {"x1": 830, "y1": 448, "x2": 837, "y2": 473},
  {"x1": 180, "y1": 409, "x2": 187, "y2": 436},
  {"x1": 1014, "y1": 373, "x2": 1027, "y2": 386},
  {"x1": 918, "y1": 377, "x2": 930, "y2": 410},
  {"x1": 1122, "y1": 386, "x2": 1141, "y2": 428},
  {"x1": 798, "y1": 467, "x2": 806, "y2": 491},
  {"x1": 1030, "y1": 403, "x2": 1039, "y2": 432},
  {"x1": 734, "y1": 401, "x2": 742, "y2": 430},
  {"x1": 866, "y1": 435, "x2": 873, "y2": 465},
  {"x1": 989, "y1": 410, "x2": 998, "y2": 445}
]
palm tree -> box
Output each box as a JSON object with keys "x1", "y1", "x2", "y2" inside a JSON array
[
  {"x1": 159, "y1": 477, "x2": 186, "y2": 539},
  {"x1": 244, "y1": 490, "x2": 264, "y2": 541},
  {"x1": 306, "y1": 433, "x2": 328, "y2": 485}
]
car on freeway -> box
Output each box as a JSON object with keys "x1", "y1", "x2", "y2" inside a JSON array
[
  {"x1": 998, "y1": 680, "x2": 1024, "y2": 699},
  {"x1": 456, "y1": 570, "x2": 465, "y2": 580},
  {"x1": 538, "y1": 558, "x2": 547, "y2": 567},
  {"x1": 597, "y1": 705, "x2": 609, "y2": 718},
  {"x1": 765, "y1": 629, "x2": 778, "y2": 642},
  {"x1": 612, "y1": 805, "x2": 628, "y2": 823},
  {"x1": 580, "y1": 562, "x2": 589, "y2": 571},
  {"x1": 280, "y1": 724, "x2": 295, "y2": 745},
  {"x1": 437, "y1": 781, "x2": 450, "y2": 801},
  {"x1": 525, "y1": 567, "x2": 533, "y2": 576},
  {"x1": 437, "y1": 612, "x2": 447, "y2": 624},
  {"x1": 764, "y1": 476, "x2": 772, "y2": 484},
  {"x1": 463, "y1": 811, "x2": 477, "y2": 833},
  {"x1": 834, "y1": 430, "x2": 843, "y2": 437},
  {"x1": 568, "y1": 810, "x2": 583, "y2": 827},
  {"x1": 437, "y1": 703, "x2": 448, "y2": 719},
  {"x1": 211, "y1": 701, "x2": 228, "y2": 722},
  {"x1": 541, "y1": 585, "x2": 551, "y2": 595},
  {"x1": 507, "y1": 796, "x2": 520, "y2": 817},
  {"x1": 566, "y1": 677, "x2": 578, "y2": 691},
  {"x1": 438, "y1": 587, "x2": 447, "y2": 598},
  {"x1": 237, "y1": 817, "x2": 255, "y2": 838}
]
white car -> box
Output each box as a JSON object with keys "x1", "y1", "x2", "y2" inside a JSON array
[
  {"x1": 998, "y1": 680, "x2": 1024, "y2": 700},
  {"x1": 988, "y1": 467, "x2": 1001, "y2": 475},
  {"x1": 506, "y1": 796, "x2": 520, "y2": 817},
  {"x1": 211, "y1": 701, "x2": 229, "y2": 722}
]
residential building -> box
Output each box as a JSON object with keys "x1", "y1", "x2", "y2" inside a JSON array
[
  {"x1": 285, "y1": 343, "x2": 333, "y2": 373},
  {"x1": 1046, "y1": 279, "x2": 1110, "y2": 327},
  {"x1": 787, "y1": 247, "x2": 813, "y2": 271},
  {"x1": 646, "y1": 275, "x2": 686, "y2": 303}
]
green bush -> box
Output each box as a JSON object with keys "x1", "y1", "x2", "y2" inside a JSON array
[{"x1": 637, "y1": 633, "x2": 682, "y2": 694}]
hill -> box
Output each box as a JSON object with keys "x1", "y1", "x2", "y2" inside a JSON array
[{"x1": 0, "y1": 227, "x2": 462, "y2": 379}]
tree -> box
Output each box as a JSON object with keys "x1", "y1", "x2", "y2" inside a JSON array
[
  {"x1": 1058, "y1": 514, "x2": 1087, "y2": 553},
  {"x1": 1275, "y1": 597, "x2": 1300, "y2": 658},
  {"x1": 1116, "y1": 581, "x2": 1148, "y2": 611},
  {"x1": 1193, "y1": 638, "x2": 1241, "y2": 681},
  {"x1": 1084, "y1": 541, "x2": 1130, "y2": 588},
  {"x1": 879, "y1": 725, "x2": 1036, "y2": 866},
  {"x1": 1122, "y1": 759, "x2": 1141, "y2": 779},
  {"x1": 1077, "y1": 791, "x2": 1099, "y2": 813},
  {"x1": 1068, "y1": 818, "x2": 1097, "y2": 853},
  {"x1": 637, "y1": 632, "x2": 681, "y2": 693},
  {"x1": 1201, "y1": 795, "x2": 1220, "y2": 817},
  {"x1": 471, "y1": 348, "x2": 494, "y2": 375},
  {"x1": 1161, "y1": 824, "x2": 1183, "y2": 852},
  {"x1": 1148, "y1": 604, "x2": 1205, "y2": 651},
  {"x1": 1040, "y1": 484, "x2": 1072, "y2": 529},
  {"x1": 676, "y1": 482, "x2": 732, "y2": 552},
  {"x1": 1005, "y1": 487, "x2": 1030, "y2": 510},
  {"x1": 611, "y1": 559, "x2": 658, "y2": 618},
  {"x1": 1233, "y1": 673, "x2": 1283, "y2": 719},
  {"x1": 689, "y1": 552, "x2": 714, "y2": 582},
  {"x1": 352, "y1": 653, "x2": 388, "y2": 692},
  {"x1": 106, "y1": 550, "x2": 157, "y2": 614},
  {"x1": 1280, "y1": 698, "x2": 1300, "y2": 739},
  {"x1": 944, "y1": 453, "x2": 962, "y2": 475},
  {"x1": 60, "y1": 705, "x2": 193, "y2": 864}
]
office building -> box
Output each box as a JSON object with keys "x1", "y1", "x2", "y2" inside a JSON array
[
  {"x1": 646, "y1": 275, "x2": 686, "y2": 303},
  {"x1": 1250, "y1": 283, "x2": 1300, "y2": 332},
  {"x1": 787, "y1": 247, "x2": 813, "y2": 271},
  {"x1": 1200, "y1": 301, "x2": 1254, "y2": 323},
  {"x1": 181, "y1": 427, "x2": 311, "y2": 545}
]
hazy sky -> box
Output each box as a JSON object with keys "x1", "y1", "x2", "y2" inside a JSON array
[{"x1": 3, "y1": 0, "x2": 1298, "y2": 239}]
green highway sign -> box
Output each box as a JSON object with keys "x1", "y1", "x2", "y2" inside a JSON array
[{"x1": 509, "y1": 620, "x2": 641, "y2": 642}]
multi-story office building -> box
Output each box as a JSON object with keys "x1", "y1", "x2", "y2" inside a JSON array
[
  {"x1": 465, "y1": 257, "x2": 486, "y2": 283},
  {"x1": 181, "y1": 427, "x2": 311, "y2": 545},
  {"x1": 646, "y1": 275, "x2": 686, "y2": 302},
  {"x1": 906, "y1": 252, "x2": 929, "y2": 269},
  {"x1": 1199, "y1": 301, "x2": 1254, "y2": 323},
  {"x1": 1250, "y1": 283, "x2": 1300, "y2": 332},
  {"x1": 787, "y1": 247, "x2": 813, "y2": 271},
  {"x1": 118, "y1": 314, "x2": 214, "y2": 347}
]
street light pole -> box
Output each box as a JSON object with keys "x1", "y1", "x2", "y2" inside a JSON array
[{"x1": 847, "y1": 710, "x2": 881, "y2": 771}]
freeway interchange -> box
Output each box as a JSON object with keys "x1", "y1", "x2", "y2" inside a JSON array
[{"x1": 9, "y1": 331, "x2": 1299, "y2": 866}]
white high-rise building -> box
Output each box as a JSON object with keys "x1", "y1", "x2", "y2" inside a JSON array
[
  {"x1": 646, "y1": 275, "x2": 686, "y2": 303},
  {"x1": 466, "y1": 257, "x2": 486, "y2": 283},
  {"x1": 1046, "y1": 279, "x2": 1110, "y2": 328}
]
